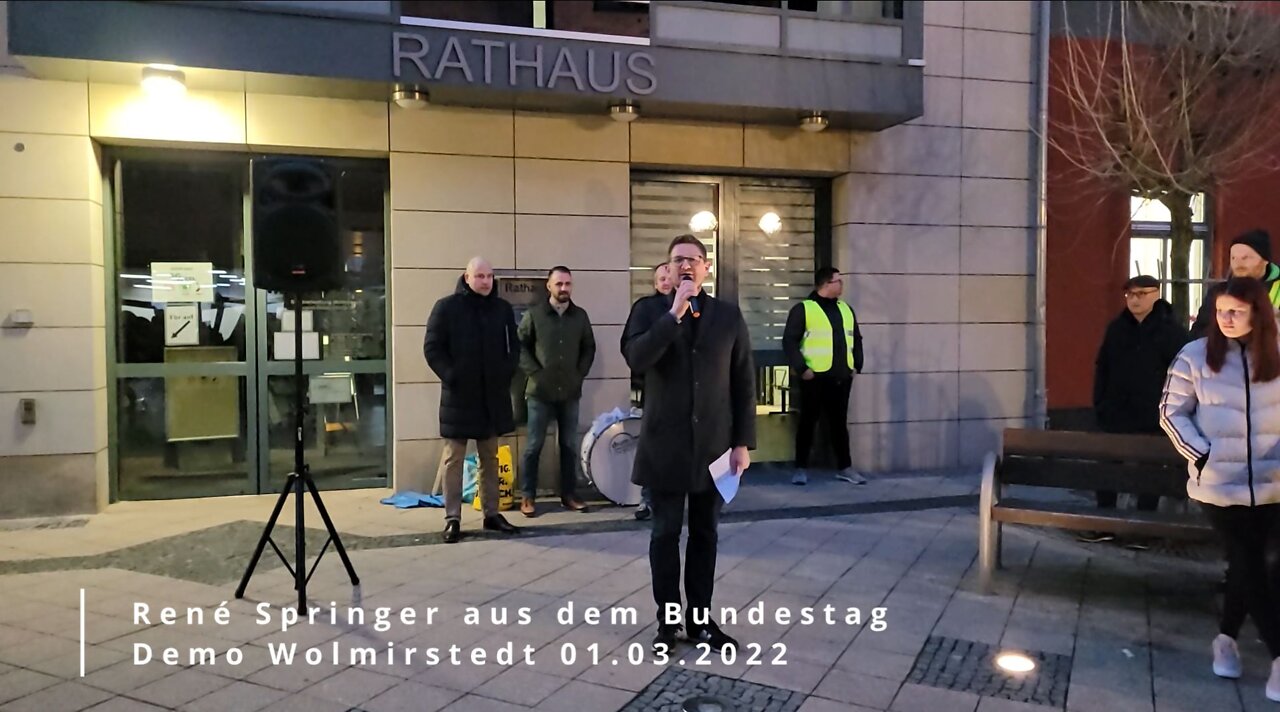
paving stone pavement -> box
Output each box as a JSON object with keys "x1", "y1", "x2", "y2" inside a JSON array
[
  {"x1": 0, "y1": 469, "x2": 1261, "y2": 711},
  {"x1": 620, "y1": 668, "x2": 803, "y2": 712}
]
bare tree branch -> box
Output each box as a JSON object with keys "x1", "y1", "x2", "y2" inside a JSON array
[{"x1": 1047, "y1": 0, "x2": 1280, "y2": 317}]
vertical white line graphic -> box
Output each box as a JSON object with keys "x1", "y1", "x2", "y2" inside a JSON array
[{"x1": 79, "y1": 588, "x2": 85, "y2": 677}]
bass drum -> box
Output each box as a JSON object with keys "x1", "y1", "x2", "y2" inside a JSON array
[{"x1": 580, "y1": 415, "x2": 644, "y2": 506}]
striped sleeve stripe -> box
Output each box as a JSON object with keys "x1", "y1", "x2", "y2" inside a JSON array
[{"x1": 1159, "y1": 361, "x2": 1205, "y2": 462}]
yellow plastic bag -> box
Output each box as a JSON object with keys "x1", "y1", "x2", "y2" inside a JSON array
[{"x1": 473, "y1": 445, "x2": 515, "y2": 512}]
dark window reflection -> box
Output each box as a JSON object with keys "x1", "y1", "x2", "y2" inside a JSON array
[
  {"x1": 264, "y1": 162, "x2": 388, "y2": 362},
  {"x1": 116, "y1": 160, "x2": 247, "y2": 363}
]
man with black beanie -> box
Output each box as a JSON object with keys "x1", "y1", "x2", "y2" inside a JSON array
[{"x1": 1191, "y1": 229, "x2": 1280, "y2": 338}]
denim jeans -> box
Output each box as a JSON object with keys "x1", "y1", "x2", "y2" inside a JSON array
[{"x1": 519, "y1": 396, "x2": 581, "y2": 500}]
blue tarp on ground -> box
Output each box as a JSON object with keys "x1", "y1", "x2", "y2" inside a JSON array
[
  {"x1": 379, "y1": 491, "x2": 444, "y2": 509},
  {"x1": 380, "y1": 453, "x2": 483, "y2": 508}
]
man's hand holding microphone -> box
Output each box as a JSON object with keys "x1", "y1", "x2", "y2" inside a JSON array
[{"x1": 669, "y1": 274, "x2": 700, "y2": 321}]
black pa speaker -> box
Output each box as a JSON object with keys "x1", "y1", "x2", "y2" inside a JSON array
[{"x1": 253, "y1": 158, "x2": 343, "y2": 293}]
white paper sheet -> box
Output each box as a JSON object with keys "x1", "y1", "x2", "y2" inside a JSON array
[{"x1": 710, "y1": 448, "x2": 740, "y2": 504}]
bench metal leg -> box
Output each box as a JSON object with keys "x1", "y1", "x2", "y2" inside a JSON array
[
  {"x1": 995, "y1": 520, "x2": 1003, "y2": 569},
  {"x1": 978, "y1": 452, "x2": 999, "y2": 595}
]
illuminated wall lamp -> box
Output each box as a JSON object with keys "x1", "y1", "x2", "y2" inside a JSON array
[
  {"x1": 393, "y1": 85, "x2": 430, "y2": 110},
  {"x1": 141, "y1": 65, "x2": 186, "y2": 98},
  {"x1": 689, "y1": 210, "x2": 718, "y2": 233},
  {"x1": 610, "y1": 100, "x2": 640, "y2": 123},
  {"x1": 799, "y1": 111, "x2": 829, "y2": 133},
  {"x1": 759, "y1": 211, "x2": 783, "y2": 235}
]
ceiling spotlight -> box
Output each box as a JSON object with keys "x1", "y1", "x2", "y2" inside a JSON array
[
  {"x1": 610, "y1": 100, "x2": 640, "y2": 123},
  {"x1": 392, "y1": 85, "x2": 430, "y2": 110},
  {"x1": 995, "y1": 652, "x2": 1037, "y2": 674},
  {"x1": 689, "y1": 210, "x2": 718, "y2": 233},
  {"x1": 799, "y1": 111, "x2": 829, "y2": 133},
  {"x1": 759, "y1": 211, "x2": 783, "y2": 235},
  {"x1": 141, "y1": 65, "x2": 186, "y2": 98}
]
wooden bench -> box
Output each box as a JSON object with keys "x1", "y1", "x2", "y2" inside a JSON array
[{"x1": 978, "y1": 428, "x2": 1213, "y2": 593}]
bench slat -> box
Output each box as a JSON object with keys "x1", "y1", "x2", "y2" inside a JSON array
[
  {"x1": 1000, "y1": 456, "x2": 1189, "y2": 496},
  {"x1": 1003, "y1": 428, "x2": 1182, "y2": 464},
  {"x1": 993, "y1": 499, "x2": 1212, "y2": 538}
]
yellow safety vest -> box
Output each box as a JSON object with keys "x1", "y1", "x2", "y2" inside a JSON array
[
  {"x1": 800, "y1": 300, "x2": 855, "y2": 372},
  {"x1": 1270, "y1": 280, "x2": 1280, "y2": 309}
]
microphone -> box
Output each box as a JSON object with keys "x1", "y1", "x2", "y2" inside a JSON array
[{"x1": 681, "y1": 273, "x2": 701, "y2": 318}]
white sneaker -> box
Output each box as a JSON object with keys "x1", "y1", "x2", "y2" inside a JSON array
[
  {"x1": 835, "y1": 468, "x2": 867, "y2": 485},
  {"x1": 1268, "y1": 657, "x2": 1280, "y2": 702},
  {"x1": 1213, "y1": 634, "x2": 1242, "y2": 679}
]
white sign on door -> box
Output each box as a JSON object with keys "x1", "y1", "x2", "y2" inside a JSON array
[
  {"x1": 164, "y1": 303, "x2": 200, "y2": 346},
  {"x1": 150, "y1": 262, "x2": 215, "y2": 304}
]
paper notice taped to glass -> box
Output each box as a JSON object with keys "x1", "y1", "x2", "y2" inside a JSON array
[{"x1": 710, "y1": 448, "x2": 740, "y2": 504}]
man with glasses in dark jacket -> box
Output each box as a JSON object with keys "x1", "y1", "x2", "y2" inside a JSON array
[
  {"x1": 624, "y1": 235, "x2": 755, "y2": 654},
  {"x1": 1083, "y1": 274, "x2": 1188, "y2": 546}
]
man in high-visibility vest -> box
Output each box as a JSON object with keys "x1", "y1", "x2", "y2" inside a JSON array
[
  {"x1": 1190, "y1": 229, "x2": 1280, "y2": 339},
  {"x1": 781, "y1": 267, "x2": 865, "y2": 486}
]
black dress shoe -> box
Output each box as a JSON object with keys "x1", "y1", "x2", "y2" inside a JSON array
[
  {"x1": 483, "y1": 514, "x2": 520, "y2": 534},
  {"x1": 687, "y1": 622, "x2": 738, "y2": 653},
  {"x1": 442, "y1": 519, "x2": 460, "y2": 544},
  {"x1": 652, "y1": 624, "x2": 680, "y2": 652},
  {"x1": 634, "y1": 504, "x2": 651, "y2": 521}
]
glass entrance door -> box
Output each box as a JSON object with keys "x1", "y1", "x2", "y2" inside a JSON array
[
  {"x1": 110, "y1": 155, "x2": 253, "y2": 500},
  {"x1": 254, "y1": 162, "x2": 389, "y2": 493},
  {"x1": 107, "y1": 151, "x2": 389, "y2": 500}
]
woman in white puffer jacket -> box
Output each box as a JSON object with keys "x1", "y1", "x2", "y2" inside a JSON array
[{"x1": 1161, "y1": 277, "x2": 1280, "y2": 702}]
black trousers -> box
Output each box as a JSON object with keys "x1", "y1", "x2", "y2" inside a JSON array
[
  {"x1": 1097, "y1": 490, "x2": 1159, "y2": 511},
  {"x1": 1096, "y1": 426, "x2": 1159, "y2": 512},
  {"x1": 1203, "y1": 502, "x2": 1280, "y2": 658},
  {"x1": 795, "y1": 376, "x2": 853, "y2": 470},
  {"x1": 650, "y1": 488, "x2": 723, "y2": 627}
]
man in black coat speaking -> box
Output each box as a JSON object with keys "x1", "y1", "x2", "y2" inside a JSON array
[
  {"x1": 623, "y1": 234, "x2": 756, "y2": 653},
  {"x1": 424, "y1": 257, "x2": 521, "y2": 544}
]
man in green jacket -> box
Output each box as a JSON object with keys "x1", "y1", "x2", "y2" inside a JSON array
[{"x1": 517, "y1": 266, "x2": 597, "y2": 517}]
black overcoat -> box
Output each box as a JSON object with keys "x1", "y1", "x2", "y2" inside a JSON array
[
  {"x1": 423, "y1": 276, "x2": 519, "y2": 440},
  {"x1": 622, "y1": 291, "x2": 756, "y2": 493}
]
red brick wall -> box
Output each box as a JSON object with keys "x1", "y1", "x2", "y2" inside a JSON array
[{"x1": 1045, "y1": 33, "x2": 1280, "y2": 412}]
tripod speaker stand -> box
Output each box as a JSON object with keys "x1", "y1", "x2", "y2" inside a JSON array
[
  {"x1": 235, "y1": 294, "x2": 360, "y2": 609},
  {"x1": 236, "y1": 157, "x2": 359, "y2": 609}
]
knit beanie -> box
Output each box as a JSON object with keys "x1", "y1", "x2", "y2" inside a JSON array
[{"x1": 1231, "y1": 229, "x2": 1273, "y2": 264}]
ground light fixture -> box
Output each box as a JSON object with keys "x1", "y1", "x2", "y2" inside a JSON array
[
  {"x1": 392, "y1": 85, "x2": 430, "y2": 109},
  {"x1": 682, "y1": 695, "x2": 735, "y2": 712},
  {"x1": 995, "y1": 651, "x2": 1037, "y2": 673},
  {"x1": 141, "y1": 64, "x2": 186, "y2": 98},
  {"x1": 610, "y1": 100, "x2": 640, "y2": 122},
  {"x1": 799, "y1": 111, "x2": 829, "y2": 133}
]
